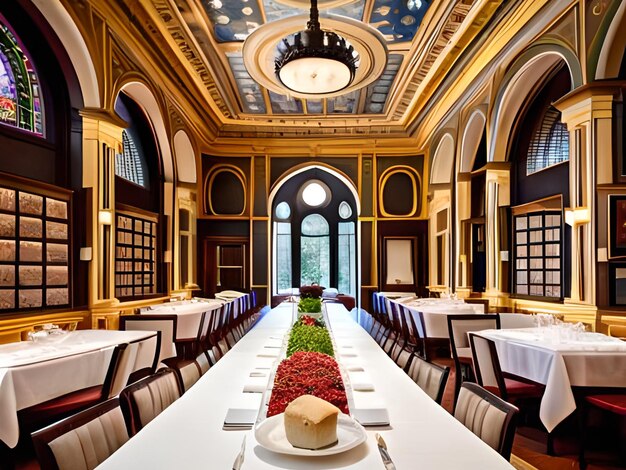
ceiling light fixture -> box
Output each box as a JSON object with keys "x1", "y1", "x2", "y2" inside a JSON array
[{"x1": 274, "y1": 0, "x2": 359, "y2": 95}]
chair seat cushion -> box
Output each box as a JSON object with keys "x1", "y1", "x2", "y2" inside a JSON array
[
  {"x1": 484, "y1": 379, "x2": 542, "y2": 399},
  {"x1": 20, "y1": 386, "x2": 103, "y2": 427},
  {"x1": 586, "y1": 394, "x2": 626, "y2": 415}
]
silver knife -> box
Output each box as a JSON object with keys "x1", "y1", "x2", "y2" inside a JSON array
[
  {"x1": 376, "y1": 433, "x2": 396, "y2": 470},
  {"x1": 232, "y1": 435, "x2": 246, "y2": 470}
]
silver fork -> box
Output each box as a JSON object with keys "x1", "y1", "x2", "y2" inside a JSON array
[{"x1": 232, "y1": 434, "x2": 246, "y2": 470}]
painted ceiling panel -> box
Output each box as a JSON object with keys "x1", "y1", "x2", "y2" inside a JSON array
[
  {"x1": 364, "y1": 53, "x2": 403, "y2": 113},
  {"x1": 227, "y1": 53, "x2": 267, "y2": 113},
  {"x1": 269, "y1": 91, "x2": 303, "y2": 113},
  {"x1": 203, "y1": 0, "x2": 264, "y2": 42},
  {"x1": 370, "y1": 0, "x2": 431, "y2": 42}
]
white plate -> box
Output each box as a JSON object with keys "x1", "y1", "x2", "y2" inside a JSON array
[{"x1": 254, "y1": 412, "x2": 366, "y2": 456}]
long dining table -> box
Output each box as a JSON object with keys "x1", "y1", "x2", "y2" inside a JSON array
[
  {"x1": 0, "y1": 329, "x2": 158, "y2": 448},
  {"x1": 97, "y1": 302, "x2": 513, "y2": 469}
]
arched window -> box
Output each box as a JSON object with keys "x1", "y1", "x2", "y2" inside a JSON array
[
  {"x1": 526, "y1": 106, "x2": 569, "y2": 175},
  {"x1": 115, "y1": 130, "x2": 146, "y2": 187},
  {"x1": 0, "y1": 17, "x2": 43, "y2": 135},
  {"x1": 300, "y1": 214, "x2": 330, "y2": 287},
  {"x1": 274, "y1": 202, "x2": 292, "y2": 293}
]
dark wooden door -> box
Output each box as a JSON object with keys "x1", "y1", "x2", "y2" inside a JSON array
[{"x1": 202, "y1": 237, "x2": 249, "y2": 297}]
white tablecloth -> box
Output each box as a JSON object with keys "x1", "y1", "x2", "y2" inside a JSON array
[
  {"x1": 0, "y1": 329, "x2": 157, "y2": 448},
  {"x1": 476, "y1": 328, "x2": 626, "y2": 432},
  {"x1": 399, "y1": 300, "x2": 484, "y2": 338},
  {"x1": 146, "y1": 300, "x2": 223, "y2": 339},
  {"x1": 96, "y1": 303, "x2": 512, "y2": 469}
]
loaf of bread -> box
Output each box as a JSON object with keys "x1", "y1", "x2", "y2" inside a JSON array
[{"x1": 284, "y1": 395, "x2": 339, "y2": 449}]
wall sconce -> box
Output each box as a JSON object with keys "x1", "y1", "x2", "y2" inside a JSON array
[
  {"x1": 565, "y1": 207, "x2": 590, "y2": 226},
  {"x1": 99, "y1": 211, "x2": 113, "y2": 225},
  {"x1": 80, "y1": 247, "x2": 92, "y2": 261}
]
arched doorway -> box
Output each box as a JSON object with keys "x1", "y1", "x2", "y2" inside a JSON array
[{"x1": 269, "y1": 166, "x2": 359, "y2": 299}]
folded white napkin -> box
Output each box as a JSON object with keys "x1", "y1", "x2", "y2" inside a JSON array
[
  {"x1": 352, "y1": 382, "x2": 375, "y2": 392},
  {"x1": 242, "y1": 374, "x2": 271, "y2": 393},
  {"x1": 350, "y1": 371, "x2": 375, "y2": 391},
  {"x1": 249, "y1": 371, "x2": 268, "y2": 378},
  {"x1": 352, "y1": 408, "x2": 389, "y2": 426},
  {"x1": 224, "y1": 408, "x2": 258, "y2": 427}
]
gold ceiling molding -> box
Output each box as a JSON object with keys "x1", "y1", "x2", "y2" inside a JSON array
[
  {"x1": 151, "y1": 0, "x2": 232, "y2": 119},
  {"x1": 394, "y1": 0, "x2": 481, "y2": 121}
]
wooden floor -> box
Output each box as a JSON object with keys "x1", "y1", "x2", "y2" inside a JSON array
[{"x1": 434, "y1": 355, "x2": 626, "y2": 470}]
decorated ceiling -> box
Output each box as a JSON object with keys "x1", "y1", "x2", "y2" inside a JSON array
[{"x1": 136, "y1": 0, "x2": 481, "y2": 135}]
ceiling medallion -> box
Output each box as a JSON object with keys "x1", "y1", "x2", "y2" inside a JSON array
[{"x1": 243, "y1": 13, "x2": 387, "y2": 100}]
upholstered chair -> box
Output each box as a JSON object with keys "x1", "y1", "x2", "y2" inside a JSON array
[
  {"x1": 32, "y1": 398, "x2": 129, "y2": 470},
  {"x1": 119, "y1": 368, "x2": 181, "y2": 436},
  {"x1": 454, "y1": 382, "x2": 519, "y2": 460},
  {"x1": 404, "y1": 353, "x2": 450, "y2": 404}
]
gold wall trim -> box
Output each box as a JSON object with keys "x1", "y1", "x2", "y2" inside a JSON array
[
  {"x1": 378, "y1": 166, "x2": 421, "y2": 217},
  {"x1": 204, "y1": 164, "x2": 247, "y2": 216},
  {"x1": 511, "y1": 194, "x2": 563, "y2": 215}
]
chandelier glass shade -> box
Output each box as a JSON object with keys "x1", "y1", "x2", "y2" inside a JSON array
[{"x1": 274, "y1": 0, "x2": 359, "y2": 95}]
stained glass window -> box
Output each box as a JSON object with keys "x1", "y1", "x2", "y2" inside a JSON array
[{"x1": 0, "y1": 17, "x2": 43, "y2": 135}]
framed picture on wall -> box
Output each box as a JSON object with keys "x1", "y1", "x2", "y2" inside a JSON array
[{"x1": 609, "y1": 195, "x2": 626, "y2": 258}]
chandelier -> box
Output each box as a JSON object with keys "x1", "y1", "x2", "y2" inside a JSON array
[{"x1": 274, "y1": 0, "x2": 359, "y2": 95}]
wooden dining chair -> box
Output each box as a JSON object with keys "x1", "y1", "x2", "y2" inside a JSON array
[
  {"x1": 120, "y1": 315, "x2": 202, "y2": 393},
  {"x1": 119, "y1": 368, "x2": 181, "y2": 436},
  {"x1": 120, "y1": 314, "x2": 178, "y2": 364},
  {"x1": 447, "y1": 314, "x2": 501, "y2": 409},
  {"x1": 18, "y1": 343, "x2": 129, "y2": 433},
  {"x1": 404, "y1": 353, "x2": 450, "y2": 404},
  {"x1": 468, "y1": 333, "x2": 544, "y2": 402},
  {"x1": 400, "y1": 305, "x2": 428, "y2": 359},
  {"x1": 579, "y1": 390, "x2": 626, "y2": 469},
  {"x1": 32, "y1": 397, "x2": 129, "y2": 470},
  {"x1": 454, "y1": 382, "x2": 519, "y2": 461}
]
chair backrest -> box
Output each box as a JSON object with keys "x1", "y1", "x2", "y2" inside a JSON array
[
  {"x1": 371, "y1": 292, "x2": 380, "y2": 315},
  {"x1": 195, "y1": 351, "x2": 211, "y2": 375},
  {"x1": 401, "y1": 305, "x2": 426, "y2": 339},
  {"x1": 499, "y1": 313, "x2": 535, "y2": 329},
  {"x1": 454, "y1": 382, "x2": 519, "y2": 460},
  {"x1": 447, "y1": 314, "x2": 500, "y2": 359},
  {"x1": 120, "y1": 315, "x2": 178, "y2": 364},
  {"x1": 32, "y1": 398, "x2": 129, "y2": 470},
  {"x1": 405, "y1": 353, "x2": 450, "y2": 404},
  {"x1": 119, "y1": 368, "x2": 181, "y2": 435},
  {"x1": 468, "y1": 333, "x2": 507, "y2": 399},
  {"x1": 118, "y1": 332, "x2": 161, "y2": 387}
]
